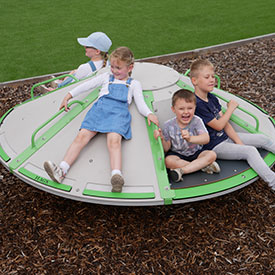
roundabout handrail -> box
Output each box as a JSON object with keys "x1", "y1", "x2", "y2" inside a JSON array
[
  {"x1": 30, "y1": 74, "x2": 78, "y2": 99},
  {"x1": 31, "y1": 100, "x2": 84, "y2": 148}
]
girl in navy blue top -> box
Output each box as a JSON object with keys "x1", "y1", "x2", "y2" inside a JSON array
[{"x1": 191, "y1": 59, "x2": 275, "y2": 191}]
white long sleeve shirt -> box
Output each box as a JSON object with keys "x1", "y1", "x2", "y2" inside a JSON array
[
  {"x1": 74, "y1": 60, "x2": 104, "y2": 80},
  {"x1": 69, "y1": 72, "x2": 152, "y2": 117}
]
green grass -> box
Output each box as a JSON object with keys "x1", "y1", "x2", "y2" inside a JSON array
[{"x1": 0, "y1": 0, "x2": 274, "y2": 82}]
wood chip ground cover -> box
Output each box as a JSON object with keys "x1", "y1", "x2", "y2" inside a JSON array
[{"x1": 0, "y1": 38, "x2": 274, "y2": 274}]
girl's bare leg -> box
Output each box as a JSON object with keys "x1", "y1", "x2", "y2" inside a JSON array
[
  {"x1": 107, "y1": 132, "x2": 122, "y2": 171},
  {"x1": 165, "y1": 150, "x2": 216, "y2": 174},
  {"x1": 107, "y1": 133, "x2": 124, "y2": 192},
  {"x1": 63, "y1": 129, "x2": 97, "y2": 166}
]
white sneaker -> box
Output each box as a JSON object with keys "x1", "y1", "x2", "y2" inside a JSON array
[
  {"x1": 169, "y1": 168, "x2": 184, "y2": 182},
  {"x1": 201, "y1": 161, "x2": 221, "y2": 174},
  {"x1": 49, "y1": 76, "x2": 60, "y2": 89},
  {"x1": 111, "y1": 174, "x2": 124, "y2": 192},
  {"x1": 44, "y1": 161, "x2": 64, "y2": 183}
]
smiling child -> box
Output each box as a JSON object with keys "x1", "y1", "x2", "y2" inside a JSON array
[{"x1": 154, "y1": 89, "x2": 220, "y2": 182}]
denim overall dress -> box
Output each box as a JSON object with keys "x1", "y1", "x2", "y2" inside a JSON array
[
  {"x1": 58, "y1": 61, "x2": 96, "y2": 88},
  {"x1": 80, "y1": 75, "x2": 133, "y2": 140}
]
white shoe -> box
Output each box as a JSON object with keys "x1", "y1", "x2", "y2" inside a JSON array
[
  {"x1": 201, "y1": 161, "x2": 221, "y2": 174},
  {"x1": 169, "y1": 168, "x2": 184, "y2": 182},
  {"x1": 44, "y1": 161, "x2": 64, "y2": 183},
  {"x1": 49, "y1": 76, "x2": 60, "y2": 89},
  {"x1": 37, "y1": 84, "x2": 51, "y2": 93}
]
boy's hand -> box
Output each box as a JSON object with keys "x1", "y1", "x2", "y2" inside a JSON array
[
  {"x1": 181, "y1": 129, "x2": 191, "y2": 142},
  {"x1": 227, "y1": 100, "x2": 239, "y2": 111},
  {"x1": 147, "y1": 113, "x2": 159, "y2": 127}
]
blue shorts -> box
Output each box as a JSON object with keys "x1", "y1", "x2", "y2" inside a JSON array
[{"x1": 165, "y1": 149, "x2": 203, "y2": 162}]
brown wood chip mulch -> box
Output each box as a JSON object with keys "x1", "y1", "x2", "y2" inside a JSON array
[{"x1": 0, "y1": 38, "x2": 274, "y2": 275}]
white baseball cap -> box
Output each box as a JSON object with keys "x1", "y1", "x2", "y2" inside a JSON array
[{"x1": 77, "y1": 32, "x2": 112, "y2": 52}]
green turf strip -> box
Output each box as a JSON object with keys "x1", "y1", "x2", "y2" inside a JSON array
[{"x1": 1, "y1": 0, "x2": 274, "y2": 82}]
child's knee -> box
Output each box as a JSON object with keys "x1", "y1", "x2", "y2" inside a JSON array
[
  {"x1": 210, "y1": 150, "x2": 217, "y2": 160},
  {"x1": 245, "y1": 146, "x2": 259, "y2": 158},
  {"x1": 205, "y1": 150, "x2": 217, "y2": 163},
  {"x1": 75, "y1": 132, "x2": 90, "y2": 144},
  {"x1": 165, "y1": 156, "x2": 177, "y2": 168},
  {"x1": 107, "y1": 135, "x2": 121, "y2": 149}
]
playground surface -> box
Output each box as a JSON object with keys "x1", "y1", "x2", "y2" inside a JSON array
[{"x1": 0, "y1": 37, "x2": 274, "y2": 274}]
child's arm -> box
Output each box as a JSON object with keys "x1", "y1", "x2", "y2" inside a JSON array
[
  {"x1": 224, "y1": 123, "x2": 244, "y2": 145},
  {"x1": 181, "y1": 130, "x2": 210, "y2": 145},
  {"x1": 59, "y1": 93, "x2": 73, "y2": 111},
  {"x1": 147, "y1": 113, "x2": 159, "y2": 127},
  {"x1": 132, "y1": 81, "x2": 159, "y2": 127},
  {"x1": 59, "y1": 73, "x2": 107, "y2": 112},
  {"x1": 207, "y1": 100, "x2": 239, "y2": 131},
  {"x1": 154, "y1": 128, "x2": 171, "y2": 152}
]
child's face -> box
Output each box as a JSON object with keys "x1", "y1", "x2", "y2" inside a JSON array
[
  {"x1": 110, "y1": 58, "x2": 133, "y2": 81},
  {"x1": 172, "y1": 98, "x2": 196, "y2": 128},
  {"x1": 84, "y1": 46, "x2": 101, "y2": 59},
  {"x1": 192, "y1": 65, "x2": 215, "y2": 93}
]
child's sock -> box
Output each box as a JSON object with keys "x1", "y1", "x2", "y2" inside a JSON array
[
  {"x1": 59, "y1": 161, "x2": 70, "y2": 175},
  {"x1": 111, "y1": 169, "x2": 122, "y2": 177}
]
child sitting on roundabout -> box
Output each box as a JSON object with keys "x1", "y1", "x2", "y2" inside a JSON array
[
  {"x1": 48, "y1": 32, "x2": 112, "y2": 90},
  {"x1": 44, "y1": 46, "x2": 159, "y2": 193},
  {"x1": 191, "y1": 59, "x2": 275, "y2": 191},
  {"x1": 154, "y1": 89, "x2": 220, "y2": 182}
]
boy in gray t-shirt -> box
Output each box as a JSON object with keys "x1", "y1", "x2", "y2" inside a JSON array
[{"x1": 154, "y1": 89, "x2": 220, "y2": 182}]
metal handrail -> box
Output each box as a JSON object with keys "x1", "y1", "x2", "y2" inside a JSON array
[
  {"x1": 31, "y1": 100, "x2": 84, "y2": 148},
  {"x1": 152, "y1": 124, "x2": 165, "y2": 171},
  {"x1": 213, "y1": 93, "x2": 260, "y2": 131},
  {"x1": 30, "y1": 74, "x2": 78, "y2": 99}
]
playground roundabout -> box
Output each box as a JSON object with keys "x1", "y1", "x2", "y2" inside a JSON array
[{"x1": 0, "y1": 37, "x2": 274, "y2": 273}]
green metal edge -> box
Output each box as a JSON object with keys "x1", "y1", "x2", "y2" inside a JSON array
[
  {"x1": 221, "y1": 107, "x2": 262, "y2": 134},
  {"x1": 9, "y1": 88, "x2": 100, "y2": 171},
  {"x1": 270, "y1": 117, "x2": 275, "y2": 125},
  {"x1": 143, "y1": 90, "x2": 175, "y2": 205},
  {"x1": 18, "y1": 167, "x2": 72, "y2": 192},
  {"x1": 82, "y1": 189, "x2": 155, "y2": 199},
  {"x1": 0, "y1": 145, "x2": 10, "y2": 162},
  {"x1": 176, "y1": 80, "x2": 194, "y2": 91},
  {"x1": 0, "y1": 108, "x2": 15, "y2": 161},
  {"x1": 173, "y1": 152, "x2": 275, "y2": 199},
  {"x1": 0, "y1": 107, "x2": 14, "y2": 125}
]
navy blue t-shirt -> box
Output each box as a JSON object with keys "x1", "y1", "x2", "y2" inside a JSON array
[{"x1": 195, "y1": 93, "x2": 228, "y2": 150}]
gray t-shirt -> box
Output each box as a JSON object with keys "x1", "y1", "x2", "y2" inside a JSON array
[{"x1": 162, "y1": 115, "x2": 208, "y2": 156}]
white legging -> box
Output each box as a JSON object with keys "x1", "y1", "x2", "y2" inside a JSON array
[{"x1": 213, "y1": 133, "x2": 275, "y2": 184}]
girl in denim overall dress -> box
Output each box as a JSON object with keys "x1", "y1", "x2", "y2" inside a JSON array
[{"x1": 44, "y1": 47, "x2": 159, "y2": 192}]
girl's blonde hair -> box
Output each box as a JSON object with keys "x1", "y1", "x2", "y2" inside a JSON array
[
  {"x1": 100, "y1": 51, "x2": 109, "y2": 67},
  {"x1": 110, "y1": 47, "x2": 135, "y2": 75},
  {"x1": 190, "y1": 59, "x2": 214, "y2": 78}
]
